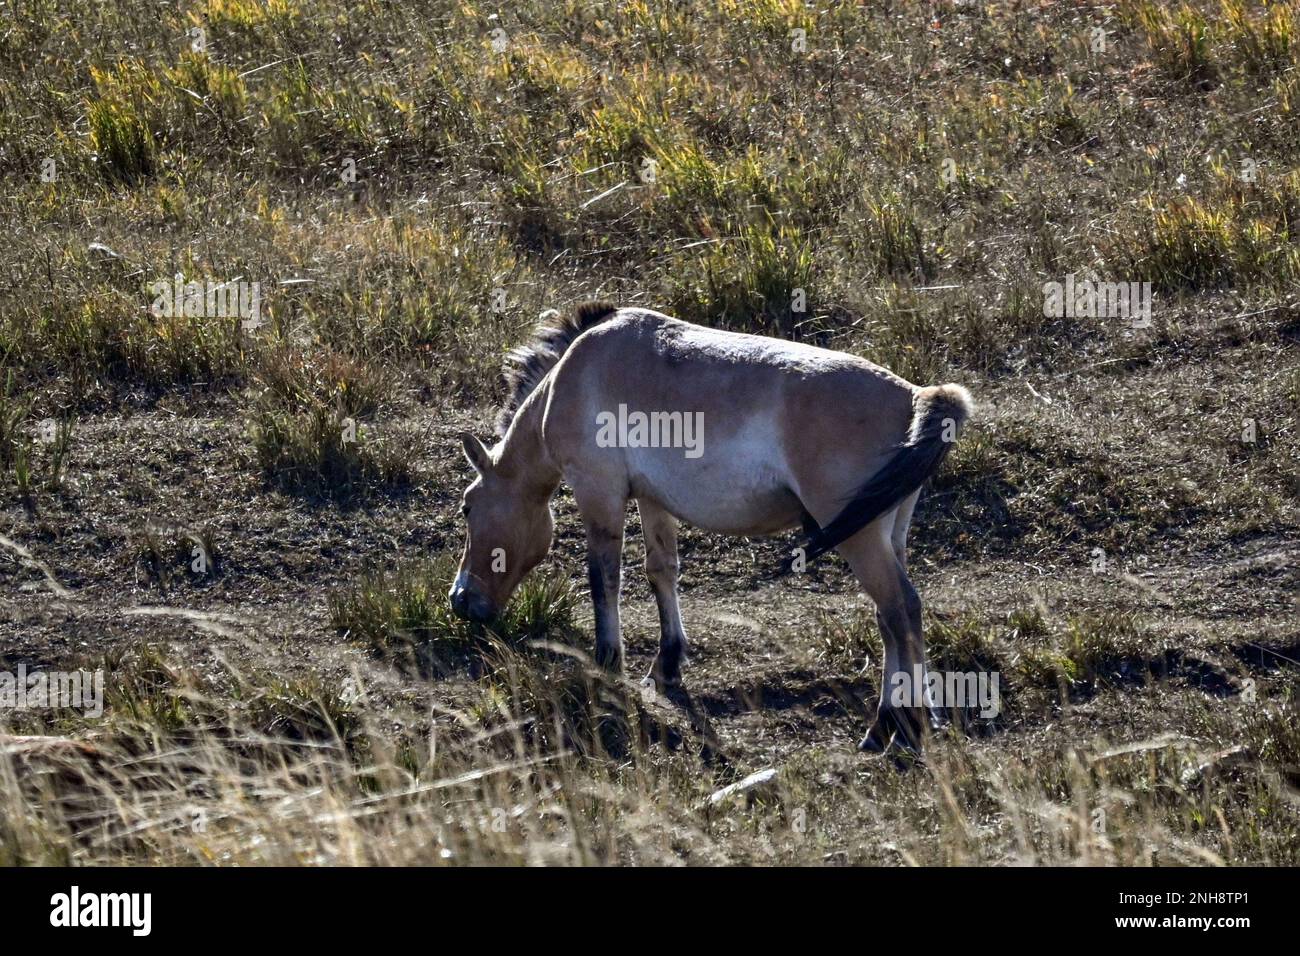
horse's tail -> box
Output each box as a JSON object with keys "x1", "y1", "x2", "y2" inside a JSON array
[{"x1": 800, "y1": 383, "x2": 973, "y2": 564}]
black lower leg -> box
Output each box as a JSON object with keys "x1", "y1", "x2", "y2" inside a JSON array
[{"x1": 588, "y1": 550, "x2": 622, "y2": 670}]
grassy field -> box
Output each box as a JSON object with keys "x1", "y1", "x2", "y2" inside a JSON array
[{"x1": 1, "y1": 0, "x2": 1297, "y2": 865}]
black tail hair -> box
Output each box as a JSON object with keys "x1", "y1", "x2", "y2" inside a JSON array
[{"x1": 791, "y1": 383, "x2": 973, "y2": 568}]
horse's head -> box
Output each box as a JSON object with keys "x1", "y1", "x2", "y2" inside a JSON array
[{"x1": 449, "y1": 433, "x2": 555, "y2": 622}]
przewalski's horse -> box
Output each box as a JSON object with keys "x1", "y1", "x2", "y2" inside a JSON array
[{"x1": 450, "y1": 303, "x2": 972, "y2": 755}]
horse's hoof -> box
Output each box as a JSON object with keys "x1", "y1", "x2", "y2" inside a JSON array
[
  {"x1": 928, "y1": 707, "x2": 949, "y2": 731},
  {"x1": 858, "y1": 734, "x2": 886, "y2": 753},
  {"x1": 593, "y1": 641, "x2": 623, "y2": 672},
  {"x1": 858, "y1": 731, "x2": 923, "y2": 768},
  {"x1": 858, "y1": 721, "x2": 890, "y2": 753},
  {"x1": 862, "y1": 707, "x2": 927, "y2": 759},
  {"x1": 638, "y1": 672, "x2": 669, "y2": 687},
  {"x1": 640, "y1": 673, "x2": 688, "y2": 708}
]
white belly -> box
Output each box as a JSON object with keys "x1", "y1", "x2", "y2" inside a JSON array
[{"x1": 624, "y1": 416, "x2": 802, "y2": 535}]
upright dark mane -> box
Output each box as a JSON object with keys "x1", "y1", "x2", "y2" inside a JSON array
[{"x1": 495, "y1": 301, "x2": 619, "y2": 436}]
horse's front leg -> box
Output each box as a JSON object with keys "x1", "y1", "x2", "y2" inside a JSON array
[
  {"x1": 636, "y1": 499, "x2": 688, "y2": 690},
  {"x1": 576, "y1": 489, "x2": 627, "y2": 672}
]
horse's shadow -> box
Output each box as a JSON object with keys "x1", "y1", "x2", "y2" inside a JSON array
[
  {"x1": 642, "y1": 680, "x2": 728, "y2": 766},
  {"x1": 372, "y1": 631, "x2": 730, "y2": 765},
  {"x1": 514, "y1": 641, "x2": 731, "y2": 766}
]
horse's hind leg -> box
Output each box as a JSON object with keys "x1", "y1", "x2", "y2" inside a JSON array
[
  {"x1": 887, "y1": 488, "x2": 944, "y2": 729},
  {"x1": 890, "y1": 489, "x2": 920, "y2": 573},
  {"x1": 835, "y1": 521, "x2": 929, "y2": 755},
  {"x1": 573, "y1": 485, "x2": 628, "y2": 673},
  {"x1": 636, "y1": 499, "x2": 688, "y2": 690}
]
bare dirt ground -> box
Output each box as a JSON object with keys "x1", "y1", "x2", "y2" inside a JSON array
[{"x1": 4, "y1": 360, "x2": 1295, "y2": 864}]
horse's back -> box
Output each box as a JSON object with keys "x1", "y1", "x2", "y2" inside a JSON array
[
  {"x1": 563, "y1": 308, "x2": 909, "y2": 390},
  {"x1": 542, "y1": 308, "x2": 918, "y2": 534}
]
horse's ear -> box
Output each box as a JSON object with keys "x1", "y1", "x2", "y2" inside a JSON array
[{"x1": 459, "y1": 433, "x2": 491, "y2": 473}]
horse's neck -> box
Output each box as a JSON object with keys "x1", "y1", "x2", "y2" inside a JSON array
[{"x1": 498, "y1": 386, "x2": 561, "y2": 493}]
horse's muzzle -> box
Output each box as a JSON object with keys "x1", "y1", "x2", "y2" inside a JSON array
[{"x1": 448, "y1": 581, "x2": 494, "y2": 623}]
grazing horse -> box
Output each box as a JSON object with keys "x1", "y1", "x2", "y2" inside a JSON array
[{"x1": 450, "y1": 302, "x2": 972, "y2": 755}]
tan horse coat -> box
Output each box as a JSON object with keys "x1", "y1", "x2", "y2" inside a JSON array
[{"x1": 452, "y1": 303, "x2": 972, "y2": 754}]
